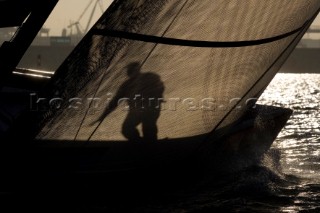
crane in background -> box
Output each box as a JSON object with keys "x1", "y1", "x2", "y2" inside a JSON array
[{"x1": 67, "y1": 0, "x2": 105, "y2": 37}]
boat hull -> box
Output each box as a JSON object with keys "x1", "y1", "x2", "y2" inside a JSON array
[{"x1": 0, "y1": 105, "x2": 292, "y2": 193}]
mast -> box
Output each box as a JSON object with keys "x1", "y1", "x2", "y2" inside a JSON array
[{"x1": 0, "y1": 0, "x2": 58, "y2": 87}]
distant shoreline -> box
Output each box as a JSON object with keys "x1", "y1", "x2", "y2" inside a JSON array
[{"x1": 280, "y1": 48, "x2": 320, "y2": 73}]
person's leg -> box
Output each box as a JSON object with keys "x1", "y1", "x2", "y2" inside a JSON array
[
  {"x1": 122, "y1": 111, "x2": 141, "y2": 141},
  {"x1": 142, "y1": 110, "x2": 160, "y2": 142}
]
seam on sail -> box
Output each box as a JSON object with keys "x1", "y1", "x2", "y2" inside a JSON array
[{"x1": 91, "y1": 21, "x2": 310, "y2": 48}]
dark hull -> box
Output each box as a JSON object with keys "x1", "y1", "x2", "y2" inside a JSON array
[{"x1": 0, "y1": 104, "x2": 292, "y2": 194}]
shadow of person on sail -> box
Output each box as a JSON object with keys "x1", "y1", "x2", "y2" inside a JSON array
[{"x1": 94, "y1": 62, "x2": 165, "y2": 142}]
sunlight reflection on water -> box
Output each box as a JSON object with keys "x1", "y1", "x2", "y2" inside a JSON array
[
  {"x1": 259, "y1": 74, "x2": 320, "y2": 181},
  {"x1": 256, "y1": 73, "x2": 320, "y2": 212}
]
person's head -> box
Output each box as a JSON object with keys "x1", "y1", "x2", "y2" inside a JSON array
[{"x1": 126, "y1": 62, "x2": 141, "y2": 77}]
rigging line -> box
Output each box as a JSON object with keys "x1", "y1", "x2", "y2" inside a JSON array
[
  {"x1": 73, "y1": 4, "x2": 126, "y2": 141},
  {"x1": 88, "y1": 0, "x2": 191, "y2": 140},
  {"x1": 92, "y1": 20, "x2": 309, "y2": 48},
  {"x1": 74, "y1": 34, "x2": 125, "y2": 141},
  {"x1": 139, "y1": 0, "x2": 191, "y2": 66},
  {"x1": 41, "y1": 1, "x2": 117, "y2": 140},
  {"x1": 75, "y1": 0, "x2": 146, "y2": 141},
  {"x1": 201, "y1": 9, "x2": 319, "y2": 148}
]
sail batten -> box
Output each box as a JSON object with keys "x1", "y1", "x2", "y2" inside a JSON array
[{"x1": 91, "y1": 22, "x2": 308, "y2": 48}]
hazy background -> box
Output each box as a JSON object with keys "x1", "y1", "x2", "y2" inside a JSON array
[
  {"x1": 44, "y1": 0, "x2": 113, "y2": 36},
  {"x1": 46, "y1": 0, "x2": 320, "y2": 37}
]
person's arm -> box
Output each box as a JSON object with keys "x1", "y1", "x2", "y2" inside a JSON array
[
  {"x1": 94, "y1": 84, "x2": 127, "y2": 123},
  {"x1": 97, "y1": 95, "x2": 119, "y2": 121}
]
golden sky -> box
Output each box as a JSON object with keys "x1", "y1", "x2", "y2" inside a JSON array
[
  {"x1": 44, "y1": 0, "x2": 113, "y2": 36},
  {"x1": 45, "y1": 0, "x2": 320, "y2": 36}
]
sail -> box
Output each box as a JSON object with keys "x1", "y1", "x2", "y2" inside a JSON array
[{"x1": 33, "y1": 0, "x2": 320, "y2": 142}]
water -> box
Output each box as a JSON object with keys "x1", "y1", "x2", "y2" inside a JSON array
[{"x1": 257, "y1": 73, "x2": 320, "y2": 212}]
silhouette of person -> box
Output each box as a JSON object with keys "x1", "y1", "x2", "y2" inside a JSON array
[{"x1": 96, "y1": 62, "x2": 164, "y2": 142}]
